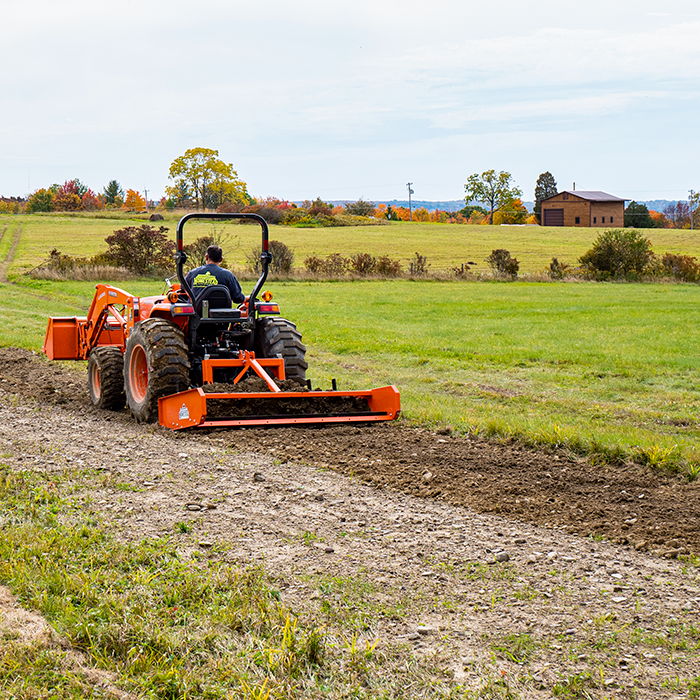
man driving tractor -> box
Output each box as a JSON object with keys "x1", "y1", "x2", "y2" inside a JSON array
[{"x1": 185, "y1": 245, "x2": 245, "y2": 305}]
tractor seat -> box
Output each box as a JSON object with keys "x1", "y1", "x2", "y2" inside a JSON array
[{"x1": 194, "y1": 286, "x2": 240, "y2": 320}]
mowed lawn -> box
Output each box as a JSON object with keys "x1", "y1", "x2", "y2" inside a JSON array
[
  {"x1": 3, "y1": 214, "x2": 700, "y2": 471},
  {"x1": 7, "y1": 212, "x2": 700, "y2": 275}
]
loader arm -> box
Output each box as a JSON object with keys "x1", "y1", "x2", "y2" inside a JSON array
[{"x1": 78, "y1": 284, "x2": 138, "y2": 358}]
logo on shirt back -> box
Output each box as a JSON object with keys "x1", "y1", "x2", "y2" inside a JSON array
[{"x1": 193, "y1": 272, "x2": 218, "y2": 287}]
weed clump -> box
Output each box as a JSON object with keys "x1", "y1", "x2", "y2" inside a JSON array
[
  {"x1": 549, "y1": 257, "x2": 571, "y2": 280},
  {"x1": 487, "y1": 249, "x2": 519, "y2": 278}
]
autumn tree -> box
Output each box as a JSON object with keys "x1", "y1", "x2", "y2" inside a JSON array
[
  {"x1": 493, "y1": 198, "x2": 528, "y2": 224},
  {"x1": 123, "y1": 189, "x2": 146, "y2": 210},
  {"x1": 167, "y1": 147, "x2": 250, "y2": 211},
  {"x1": 81, "y1": 189, "x2": 101, "y2": 211},
  {"x1": 53, "y1": 180, "x2": 84, "y2": 211},
  {"x1": 534, "y1": 171, "x2": 557, "y2": 224},
  {"x1": 690, "y1": 190, "x2": 700, "y2": 229},
  {"x1": 464, "y1": 170, "x2": 522, "y2": 224},
  {"x1": 25, "y1": 188, "x2": 55, "y2": 213},
  {"x1": 103, "y1": 180, "x2": 124, "y2": 207}
]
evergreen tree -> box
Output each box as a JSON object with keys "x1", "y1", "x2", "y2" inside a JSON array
[
  {"x1": 624, "y1": 201, "x2": 653, "y2": 228},
  {"x1": 534, "y1": 172, "x2": 558, "y2": 224},
  {"x1": 103, "y1": 180, "x2": 124, "y2": 206}
]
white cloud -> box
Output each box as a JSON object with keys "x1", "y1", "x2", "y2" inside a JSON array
[{"x1": 1, "y1": 1, "x2": 698, "y2": 199}]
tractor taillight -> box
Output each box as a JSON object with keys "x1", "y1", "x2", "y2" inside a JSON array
[
  {"x1": 171, "y1": 304, "x2": 194, "y2": 315},
  {"x1": 257, "y1": 303, "x2": 280, "y2": 314}
]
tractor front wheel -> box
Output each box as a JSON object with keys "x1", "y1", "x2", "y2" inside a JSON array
[
  {"x1": 255, "y1": 317, "x2": 308, "y2": 386},
  {"x1": 87, "y1": 346, "x2": 125, "y2": 410},
  {"x1": 123, "y1": 319, "x2": 190, "y2": 422}
]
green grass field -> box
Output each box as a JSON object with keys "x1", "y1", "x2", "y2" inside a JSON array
[
  {"x1": 5, "y1": 211, "x2": 700, "y2": 275},
  {"x1": 3, "y1": 214, "x2": 700, "y2": 473}
]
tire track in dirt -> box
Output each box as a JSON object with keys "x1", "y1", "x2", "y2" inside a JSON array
[
  {"x1": 1, "y1": 346, "x2": 699, "y2": 557},
  {"x1": 0, "y1": 223, "x2": 23, "y2": 283}
]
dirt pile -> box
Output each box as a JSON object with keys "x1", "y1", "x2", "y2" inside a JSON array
[
  {"x1": 0, "y1": 347, "x2": 89, "y2": 406},
  {"x1": 202, "y1": 376, "x2": 370, "y2": 418},
  {"x1": 1, "y1": 346, "x2": 699, "y2": 556}
]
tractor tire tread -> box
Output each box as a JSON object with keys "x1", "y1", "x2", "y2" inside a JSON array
[
  {"x1": 255, "y1": 317, "x2": 307, "y2": 385},
  {"x1": 88, "y1": 346, "x2": 125, "y2": 410},
  {"x1": 124, "y1": 318, "x2": 190, "y2": 422}
]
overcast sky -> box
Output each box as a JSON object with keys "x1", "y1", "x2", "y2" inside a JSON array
[{"x1": 1, "y1": 0, "x2": 698, "y2": 203}]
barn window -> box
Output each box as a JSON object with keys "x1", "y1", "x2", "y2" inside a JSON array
[
  {"x1": 610, "y1": 216, "x2": 614, "y2": 223},
  {"x1": 602, "y1": 217, "x2": 606, "y2": 224},
  {"x1": 575, "y1": 216, "x2": 580, "y2": 224},
  {"x1": 593, "y1": 217, "x2": 597, "y2": 224}
]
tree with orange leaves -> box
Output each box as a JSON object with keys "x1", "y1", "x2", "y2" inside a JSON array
[{"x1": 123, "y1": 189, "x2": 146, "y2": 210}]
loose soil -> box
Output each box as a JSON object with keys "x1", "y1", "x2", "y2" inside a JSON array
[
  {"x1": 2, "y1": 346, "x2": 700, "y2": 697},
  {"x1": 203, "y1": 378, "x2": 370, "y2": 419},
  {"x1": 2, "y1": 347, "x2": 698, "y2": 556}
]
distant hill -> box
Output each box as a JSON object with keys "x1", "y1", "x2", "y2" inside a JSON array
[
  {"x1": 325, "y1": 199, "x2": 538, "y2": 213},
  {"x1": 639, "y1": 200, "x2": 677, "y2": 212},
  {"x1": 313, "y1": 199, "x2": 682, "y2": 215}
]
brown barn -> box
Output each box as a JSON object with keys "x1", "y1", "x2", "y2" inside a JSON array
[{"x1": 541, "y1": 190, "x2": 626, "y2": 227}]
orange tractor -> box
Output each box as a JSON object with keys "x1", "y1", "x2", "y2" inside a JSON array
[{"x1": 43, "y1": 212, "x2": 400, "y2": 429}]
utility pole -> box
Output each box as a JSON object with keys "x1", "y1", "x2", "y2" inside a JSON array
[
  {"x1": 407, "y1": 182, "x2": 414, "y2": 221},
  {"x1": 690, "y1": 189, "x2": 696, "y2": 230},
  {"x1": 144, "y1": 187, "x2": 149, "y2": 210}
]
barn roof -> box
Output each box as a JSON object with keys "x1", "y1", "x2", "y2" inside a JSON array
[{"x1": 543, "y1": 190, "x2": 627, "y2": 202}]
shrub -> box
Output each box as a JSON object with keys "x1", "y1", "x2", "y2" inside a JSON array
[
  {"x1": 549, "y1": 257, "x2": 571, "y2": 279},
  {"x1": 321, "y1": 253, "x2": 349, "y2": 276},
  {"x1": 183, "y1": 235, "x2": 216, "y2": 271},
  {"x1": 660, "y1": 253, "x2": 700, "y2": 282},
  {"x1": 348, "y1": 252, "x2": 377, "y2": 275},
  {"x1": 103, "y1": 225, "x2": 175, "y2": 276},
  {"x1": 217, "y1": 202, "x2": 243, "y2": 213},
  {"x1": 487, "y1": 249, "x2": 519, "y2": 277},
  {"x1": 579, "y1": 229, "x2": 653, "y2": 278},
  {"x1": 303, "y1": 256, "x2": 324, "y2": 274},
  {"x1": 248, "y1": 240, "x2": 294, "y2": 274},
  {"x1": 306, "y1": 197, "x2": 333, "y2": 218},
  {"x1": 344, "y1": 199, "x2": 375, "y2": 216},
  {"x1": 269, "y1": 240, "x2": 294, "y2": 273},
  {"x1": 376, "y1": 255, "x2": 402, "y2": 277}
]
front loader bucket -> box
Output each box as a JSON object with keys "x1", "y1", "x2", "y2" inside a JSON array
[{"x1": 158, "y1": 385, "x2": 400, "y2": 430}]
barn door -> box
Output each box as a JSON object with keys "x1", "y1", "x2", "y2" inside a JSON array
[{"x1": 543, "y1": 208, "x2": 564, "y2": 226}]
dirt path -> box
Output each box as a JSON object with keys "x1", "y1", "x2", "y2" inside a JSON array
[
  {"x1": 1, "y1": 347, "x2": 697, "y2": 556},
  {"x1": 1, "y1": 347, "x2": 700, "y2": 697},
  {"x1": 0, "y1": 223, "x2": 22, "y2": 283}
]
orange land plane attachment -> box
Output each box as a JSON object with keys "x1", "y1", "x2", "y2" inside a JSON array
[{"x1": 158, "y1": 350, "x2": 400, "y2": 429}]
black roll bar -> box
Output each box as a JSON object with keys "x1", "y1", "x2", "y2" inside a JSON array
[{"x1": 174, "y1": 212, "x2": 271, "y2": 312}]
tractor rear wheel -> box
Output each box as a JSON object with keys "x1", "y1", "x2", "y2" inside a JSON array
[
  {"x1": 255, "y1": 317, "x2": 308, "y2": 385},
  {"x1": 123, "y1": 318, "x2": 190, "y2": 422},
  {"x1": 87, "y1": 347, "x2": 125, "y2": 410}
]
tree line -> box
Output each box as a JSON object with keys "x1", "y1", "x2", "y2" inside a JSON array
[{"x1": 8, "y1": 146, "x2": 699, "y2": 229}]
